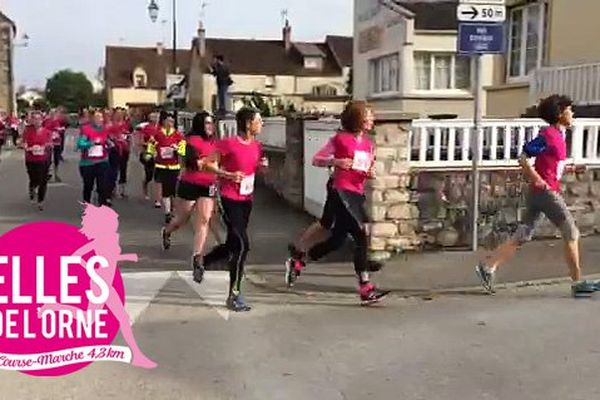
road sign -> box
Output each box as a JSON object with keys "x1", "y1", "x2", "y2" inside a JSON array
[
  {"x1": 166, "y1": 74, "x2": 186, "y2": 100},
  {"x1": 457, "y1": 4, "x2": 506, "y2": 22},
  {"x1": 459, "y1": 0, "x2": 505, "y2": 4},
  {"x1": 458, "y1": 23, "x2": 505, "y2": 55}
]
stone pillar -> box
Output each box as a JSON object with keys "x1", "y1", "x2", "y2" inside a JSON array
[
  {"x1": 282, "y1": 117, "x2": 305, "y2": 209},
  {"x1": 367, "y1": 112, "x2": 420, "y2": 261}
]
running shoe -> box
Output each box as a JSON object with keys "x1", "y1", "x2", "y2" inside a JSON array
[
  {"x1": 359, "y1": 282, "x2": 390, "y2": 306},
  {"x1": 161, "y1": 227, "x2": 171, "y2": 251},
  {"x1": 226, "y1": 294, "x2": 252, "y2": 312},
  {"x1": 192, "y1": 255, "x2": 205, "y2": 284},
  {"x1": 284, "y1": 257, "x2": 305, "y2": 288},
  {"x1": 475, "y1": 262, "x2": 496, "y2": 294},
  {"x1": 37, "y1": 203, "x2": 44, "y2": 212},
  {"x1": 154, "y1": 201, "x2": 161, "y2": 209},
  {"x1": 572, "y1": 280, "x2": 596, "y2": 298}
]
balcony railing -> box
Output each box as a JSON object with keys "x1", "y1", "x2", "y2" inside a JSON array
[{"x1": 531, "y1": 63, "x2": 600, "y2": 106}]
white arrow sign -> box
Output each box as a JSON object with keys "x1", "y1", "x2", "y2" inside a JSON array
[
  {"x1": 460, "y1": 0, "x2": 505, "y2": 4},
  {"x1": 457, "y1": 4, "x2": 506, "y2": 22}
]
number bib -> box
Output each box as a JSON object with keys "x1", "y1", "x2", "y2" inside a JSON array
[
  {"x1": 88, "y1": 145, "x2": 104, "y2": 158},
  {"x1": 352, "y1": 151, "x2": 371, "y2": 172},
  {"x1": 240, "y1": 174, "x2": 255, "y2": 196},
  {"x1": 31, "y1": 145, "x2": 45, "y2": 156},
  {"x1": 160, "y1": 147, "x2": 175, "y2": 159}
]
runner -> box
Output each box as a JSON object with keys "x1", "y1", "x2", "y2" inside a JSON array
[
  {"x1": 161, "y1": 111, "x2": 225, "y2": 283},
  {"x1": 475, "y1": 94, "x2": 595, "y2": 297},
  {"x1": 8, "y1": 112, "x2": 19, "y2": 147},
  {"x1": 77, "y1": 109, "x2": 110, "y2": 206},
  {"x1": 137, "y1": 112, "x2": 160, "y2": 201},
  {"x1": 0, "y1": 111, "x2": 6, "y2": 155},
  {"x1": 284, "y1": 101, "x2": 389, "y2": 305},
  {"x1": 109, "y1": 109, "x2": 133, "y2": 199},
  {"x1": 22, "y1": 110, "x2": 52, "y2": 211},
  {"x1": 146, "y1": 112, "x2": 185, "y2": 223},
  {"x1": 104, "y1": 109, "x2": 119, "y2": 204},
  {"x1": 201, "y1": 107, "x2": 268, "y2": 312},
  {"x1": 43, "y1": 109, "x2": 65, "y2": 182}
]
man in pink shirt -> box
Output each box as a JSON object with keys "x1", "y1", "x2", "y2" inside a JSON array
[{"x1": 476, "y1": 95, "x2": 593, "y2": 297}]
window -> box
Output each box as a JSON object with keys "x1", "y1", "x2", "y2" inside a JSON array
[
  {"x1": 414, "y1": 52, "x2": 472, "y2": 91},
  {"x1": 368, "y1": 53, "x2": 399, "y2": 94},
  {"x1": 265, "y1": 76, "x2": 276, "y2": 89},
  {"x1": 132, "y1": 67, "x2": 147, "y2": 88},
  {"x1": 312, "y1": 85, "x2": 337, "y2": 97},
  {"x1": 507, "y1": 3, "x2": 547, "y2": 79},
  {"x1": 304, "y1": 57, "x2": 323, "y2": 70}
]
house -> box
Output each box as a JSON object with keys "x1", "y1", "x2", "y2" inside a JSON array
[
  {"x1": 0, "y1": 11, "x2": 16, "y2": 114},
  {"x1": 353, "y1": 0, "x2": 495, "y2": 118},
  {"x1": 104, "y1": 44, "x2": 190, "y2": 109},
  {"x1": 486, "y1": 0, "x2": 600, "y2": 118},
  {"x1": 187, "y1": 21, "x2": 352, "y2": 114}
]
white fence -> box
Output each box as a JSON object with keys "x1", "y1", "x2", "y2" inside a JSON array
[
  {"x1": 217, "y1": 117, "x2": 287, "y2": 148},
  {"x1": 531, "y1": 63, "x2": 600, "y2": 106},
  {"x1": 303, "y1": 119, "x2": 339, "y2": 218},
  {"x1": 410, "y1": 118, "x2": 600, "y2": 169}
]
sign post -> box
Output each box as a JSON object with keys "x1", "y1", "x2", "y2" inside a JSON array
[{"x1": 457, "y1": 0, "x2": 506, "y2": 252}]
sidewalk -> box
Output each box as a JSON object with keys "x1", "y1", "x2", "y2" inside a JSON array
[{"x1": 247, "y1": 233, "x2": 600, "y2": 295}]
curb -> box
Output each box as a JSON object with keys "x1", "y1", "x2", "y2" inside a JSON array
[{"x1": 245, "y1": 272, "x2": 600, "y2": 299}]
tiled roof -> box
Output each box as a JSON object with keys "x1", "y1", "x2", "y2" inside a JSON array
[
  {"x1": 105, "y1": 46, "x2": 191, "y2": 89},
  {"x1": 326, "y1": 35, "x2": 353, "y2": 67}
]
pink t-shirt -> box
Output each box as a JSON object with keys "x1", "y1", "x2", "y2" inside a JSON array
[
  {"x1": 533, "y1": 126, "x2": 567, "y2": 193},
  {"x1": 216, "y1": 136, "x2": 261, "y2": 201},
  {"x1": 180, "y1": 136, "x2": 217, "y2": 187},
  {"x1": 331, "y1": 132, "x2": 373, "y2": 194},
  {"x1": 24, "y1": 127, "x2": 52, "y2": 162}
]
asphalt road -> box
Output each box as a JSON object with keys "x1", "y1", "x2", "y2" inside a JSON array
[{"x1": 1, "y1": 134, "x2": 599, "y2": 400}]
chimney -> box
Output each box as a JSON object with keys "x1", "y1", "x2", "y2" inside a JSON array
[
  {"x1": 282, "y1": 19, "x2": 291, "y2": 52},
  {"x1": 198, "y1": 21, "x2": 206, "y2": 57},
  {"x1": 156, "y1": 42, "x2": 164, "y2": 56}
]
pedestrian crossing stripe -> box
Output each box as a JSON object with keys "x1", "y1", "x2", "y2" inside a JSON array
[{"x1": 122, "y1": 271, "x2": 231, "y2": 324}]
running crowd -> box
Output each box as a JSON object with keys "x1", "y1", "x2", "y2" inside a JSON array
[{"x1": 14, "y1": 95, "x2": 596, "y2": 312}]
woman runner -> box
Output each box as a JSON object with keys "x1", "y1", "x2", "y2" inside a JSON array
[
  {"x1": 108, "y1": 109, "x2": 133, "y2": 199},
  {"x1": 23, "y1": 111, "x2": 52, "y2": 211},
  {"x1": 146, "y1": 112, "x2": 185, "y2": 223},
  {"x1": 161, "y1": 111, "x2": 224, "y2": 282},
  {"x1": 285, "y1": 101, "x2": 388, "y2": 305},
  {"x1": 77, "y1": 110, "x2": 110, "y2": 206},
  {"x1": 202, "y1": 107, "x2": 268, "y2": 312},
  {"x1": 137, "y1": 112, "x2": 160, "y2": 201}
]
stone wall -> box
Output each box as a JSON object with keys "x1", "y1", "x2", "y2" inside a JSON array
[{"x1": 258, "y1": 117, "x2": 304, "y2": 210}]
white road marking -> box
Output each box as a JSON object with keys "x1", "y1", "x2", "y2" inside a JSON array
[
  {"x1": 177, "y1": 270, "x2": 231, "y2": 321},
  {"x1": 122, "y1": 271, "x2": 174, "y2": 324}
]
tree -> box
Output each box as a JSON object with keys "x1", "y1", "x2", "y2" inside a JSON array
[
  {"x1": 45, "y1": 70, "x2": 94, "y2": 112},
  {"x1": 91, "y1": 89, "x2": 108, "y2": 109}
]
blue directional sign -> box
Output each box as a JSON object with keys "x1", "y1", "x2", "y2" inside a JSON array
[{"x1": 458, "y1": 23, "x2": 505, "y2": 54}]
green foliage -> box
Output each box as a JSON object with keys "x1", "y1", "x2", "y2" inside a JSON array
[
  {"x1": 32, "y1": 98, "x2": 49, "y2": 111},
  {"x1": 45, "y1": 70, "x2": 94, "y2": 112}
]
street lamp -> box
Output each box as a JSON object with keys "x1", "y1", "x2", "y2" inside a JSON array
[
  {"x1": 12, "y1": 33, "x2": 30, "y2": 115},
  {"x1": 147, "y1": 0, "x2": 176, "y2": 74}
]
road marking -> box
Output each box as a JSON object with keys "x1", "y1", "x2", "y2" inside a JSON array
[
  {"x1": 177, "y1": 270, "x2": 231, "y2": 321},
  {"x1": 122, "y1": 271, "x2": 174, "y2": 324}
]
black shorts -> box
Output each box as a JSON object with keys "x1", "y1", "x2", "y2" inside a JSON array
[
  {"x1": 319, "y1": 178, "x2": 336, "y2": 229},
  {"x1": 153, "y1": 168, "x2": 180, "y2": 198},
  {"x1": 176, "y1": 180, "x2": 216, "y2": 201}
]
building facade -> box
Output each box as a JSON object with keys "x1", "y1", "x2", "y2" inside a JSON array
[
  {"x1": 104, "y1": 44, "x2": 190, "y2": 109},
  {"x1": 353, "y1": 0, "x2": 495, "y2": 118},
  {"x1": 187, "y1": 21, "x2": 352, "y2": 115},
  {"x1": 0, "y1": 12, "x2": 15, "y2": 114},
  {"x1": 486, "y1": 0, "x2": 600, "y2": 117}
]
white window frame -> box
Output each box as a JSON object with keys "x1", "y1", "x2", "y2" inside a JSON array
[
  {"x1": 507, "y1": 2, "x2": 546, "y2": 82},
  {"x1": 368, "y1": 53, "x2": 400, "y2": 95},
  {"x1": 412, "y1": 52, "x2": 472, "y2": 94},
  {"x1": 133, "y1": 67, "x2": 148, "y2": 89}
]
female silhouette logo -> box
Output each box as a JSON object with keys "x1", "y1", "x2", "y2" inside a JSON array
[{"x1": 38, "y1": 204, "x2": 157, "y2": 369}]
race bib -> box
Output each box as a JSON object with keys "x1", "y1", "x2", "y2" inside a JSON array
[
  {"x1": 88, "y1": 145, "x2": 104, "y2": 158},
  {"x1": 239, "y1": 174, "x2": 255, "y2": 196},
  {"x1": 160, "y1": 147, "x2": 175, "y2": 159},
  {"x1": 352, "y1": 151, "x2": 371, "y2": 172},
  {"x1": 31, "y1": 145, "x2": 45, "y2": 156}
]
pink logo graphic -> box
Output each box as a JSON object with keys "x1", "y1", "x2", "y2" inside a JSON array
[{"x1": 0, "y1": 204, "x2": 156, "y2": 376}]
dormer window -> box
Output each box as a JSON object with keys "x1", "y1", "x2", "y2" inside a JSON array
[
  {"x1": 133, "y1": 67, "x2": 148, "y2": 88},
  {"x1": 304, "y1": 57, "x2": 323, "y2": 70}
]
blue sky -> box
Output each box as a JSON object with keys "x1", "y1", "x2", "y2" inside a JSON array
[{"x1": 3, "y1": 0, "x2": 353, "y2": 88}]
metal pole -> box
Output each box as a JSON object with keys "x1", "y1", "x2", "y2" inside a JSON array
[
  {"x1": 172, "y1": 0, "x2": 177, "y2": 74},
  {"x1": 471, "y1": 54, "x2": 483, "y2": 252}
]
